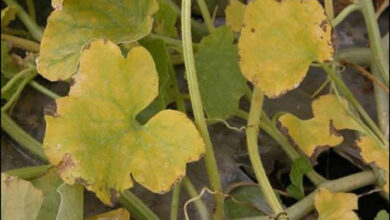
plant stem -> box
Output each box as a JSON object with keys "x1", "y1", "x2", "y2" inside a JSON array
[
  {"x1": 235, "y1": 110, "x2": 327, "y2": 186},
  {"x1": 170, "y1": 184, "x2": 181, "y2": 220},
  {"x1": 195, "y1": 0, "x2": 215, "y2": 33},
  {"x1": 371, "y1": 60, "x2": 389, "y2": 139},
  {"x1": 162, "y1": 0, "x2": 209, "y2": 38},
  {"x1": 331, "y1": 4, "x2": 361, "y2": 27},
  {"x1": 119, "y1": 191, "x2": 160, "y2": 220},
  {"x1": 148, "y1": 33, "x2": 184, "y2": 50},
  {"x1": 336, "y1": 47, "x2": 371, "y2": 66},
  {"x1": 1, "y1": 34, "x2": 40, "y2": 52},
  {"x1": 182, "y1": 177, "x2": 211, "y2": 220},
  {"x1": 3, "y1": 0, "x2": 42, "y2": 42},
  {"x1": 2, "y1": 71, "x2": 37, "y2": 112},
  {"x1": 6, "y1": 165, "x2": 51, "y2": 179},
  {"x1": 240, "y1": 171, "x2": 377, "y2": 220},
  {"x1": 29, "y1": 80, "x2": 61, "y2": 99},
  {"x1": 324, "y1": 0, "x2": 334, "y2": 20},
  {"x1": 25, "y1": 0, "x2": 36, "y2": 22},
  {"x1": 3, "y1": 28, "x2": 32, "y2": 38},
  {"x1": 1, "y1": 113, "x2": 48, "y2": 162},
  {"x1": 246, "y1": 87, "x2": 285, "y2": 217},
  {"x1": 321, "y1": 63, "x2": 388, "y2": 145},
  {"x1": 1, "y1": 67, "x2": 33, "y2": 95},
  {"x1": 359, "y1": 0, "x2": 389, "y2": 84},
  {"x1": 181, "y1": 0, "x2": 224, "y2": 218}
]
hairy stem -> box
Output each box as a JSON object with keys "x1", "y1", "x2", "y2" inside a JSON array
[
  {"x1": 246, "y1": 87, "x2": 285, "y2": 217},
  {"x1": 3, "y1": 0, "x2": 42, "y2": 42},
  {"x1": 1, "y1": 34, "x2": 40, "y2": 52},
  {"x1": 181, "y1": 0, "x2": 224, "y2": 218}
]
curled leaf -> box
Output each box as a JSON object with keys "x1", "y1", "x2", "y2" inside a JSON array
[
  {"x1": 314, "y1": 188, "x2": 358, "y2": 220},
  {"x1": 38, "y1": 0, "x2": 158, "y2": 81},
  {"x1": 238, "y1": 0, "x2": 333, "y2": 97},
  {"x1": 43, "y1": 40, "x2": 205, "y2": 205},
  {"x1": 1, "y1": 173, "x2": 44, "y2": 220},
  {"x1": 225, "y1": 0, "x2": 246, "y2": 32}
]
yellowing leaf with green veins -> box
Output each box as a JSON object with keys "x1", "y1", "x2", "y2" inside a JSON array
[
  {"x1": 153, "y1": 0, "x2": 178, "y2": 37},
  {"x1": 37, "y1": 0, "x2": 158, "y2": 81},
  {"x1": 357, "y1": 136, "x2": 389, "y2": 192},
  {"x1": 238, "y1": 0, "x2": 333, "y2": 97},
  {"x1": 86, "y1": 208, "x2": 130, "y2": 220},
  {"x1": 43, "y1": 40, "x2": 205, "y2": 205},
  {"x1": 1, "y1": 173, "x2": 44, "y2": 220},
  {"x1": 1, "y1": 6, "x2": 17, "y2": 29},
  {"x1": 314, "y1": 188, "x2": 358, "y2": 220},
  {"x1": 225, "y1": 0, "x2": 246, "y2": 32}
]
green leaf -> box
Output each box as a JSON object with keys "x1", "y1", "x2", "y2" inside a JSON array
[
  {"x1": 37, "y1": 0, "x2": 159, "y2": 81},
  {"x1": 286, "y1": 157, "x2": 313, "y2": 200},
  {"x1": 86, "y1": 208, "x2": 130, "y2": 220},
  {"x1": 224, "y1": 184, "x2": 271, "y2": 219},
  {"x1": 195, "y1": 26, "x2": 247, "y2": 120},
  {"x1": 374, "y1": 210, "x2": 389, "y2": 220},
  {"x1": 314, "y1": 188, "x2": 358, "y2": 220},
  {"x1": 1, "y1": 6, "x2": 17, "y2": 29},
  {"x1": 153, "y1": 0, "x2": 178, "y2": 37},
  {"x1": 1, "y1": 173, "x2": 44, "y2": 220},
  {"x1": 55, "y1": 184, "x2": 83, "y2": 220},
  {"x1": 43, "y1": 40, "x2": 205, "y2": 205},
  {"x1": 1, "y1": 41, "x2": 20, "y2": 78},
  {"x1": 238, "y1": 0, "x2": 334, "y2": 97},
  {"x1": 30, "y1": 168, "x2": 63, "y2": 220}
]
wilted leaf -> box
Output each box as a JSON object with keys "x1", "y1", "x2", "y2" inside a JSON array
[
  {"x1": 314, "y1": 188, "x2": 358, "y2": 220},
  {"x1": 86, "y1": 208, "x2": 130, "y2": 220},
  {"x1": 56, "y1": 184, "x2": 83, "y2": 220},
  {"x1": 357, "y1": 136, "x2": 389, "y2": 193},
  {"x1": 238, "y1": 0, "x2": 333, "y2": 97},
  {"x1": 1, "y1": 6, "x2": 17, "y2": 29},
  {"x1": 37, "y1": 0, "x2": 158, "y2": 81},
  {"x1": 374, "y1": 210, "x2": 389, "y2": 220},
  {"x1": 279, "y1": 95, "x2": 363, "y2": 156},
  {"x1": 224, "y1": 184, "x2": 271, "y2": 219},
  {"x1": 43, "y1": 40, "x2": 205, "y2": 205},
  {"x1": 286, "y1": 157, "x2": 313, "y2": 200},
  {"x1": 195, "y1": 26, "x2": 247, "y2": 120},
  {"x1": 1, "y1": 173, "x2": 44, "y2": 220},
  {"x1": 153, "y1": 0, "x2": 178, "y2": 37},
  {"x1": 279, "y1": 94, "x2": 389, "y2": 192},
  {"x1": 225, "y1": 0, "x2": 246, "y2": 32}
]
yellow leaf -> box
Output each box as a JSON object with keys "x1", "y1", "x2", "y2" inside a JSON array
[
  {"x1": 37, "y1": 0, "x2": 158, "y2": 81},
  {"x1": 1, "y1": 6, "x2": 17, "y2": 29},
  {"x1": 85, "y1": 208, "x2": 130, "y2": 220},
  {"x1": 43, "y1": 40, "x2": 205, "y2": 205},
  {"x1": 238, "y1": 0, "x2": 333, "y2": 97},
  {"x1": 357, "y1": 136, "x2": 389, "y2": 193},
  {"x1": 1, "y1": 173, "x2": 44, "y2": 220},
  {"x1": 279, "y1": 95, "x2": 356, "y2": 156},
  {"x1": 314, "y1": 188, "x2": 358, "y2": 220},
  {"x1": 225, "y1": 0, "x2": 246, "y2": 32}
]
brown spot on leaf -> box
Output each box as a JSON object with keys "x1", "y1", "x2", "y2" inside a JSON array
[
  {"x1": 250, "y1": 28, "x2": 256, "y2": 33},
  {"x1": 75, "y1": 177, "x2": 89, "y2": 187},
  {"x1": 320, "y1": 19, "x2": 327, "y2": 32},
  {"x1": 4, "y1": 175, "x2": 15, "y2": 186},
  {"x1": 57, "y1": 153, "x2": 75, "y2": 174},
  {"x1": 329, "y1": 120, "x2": 341, "y2": 137}
]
